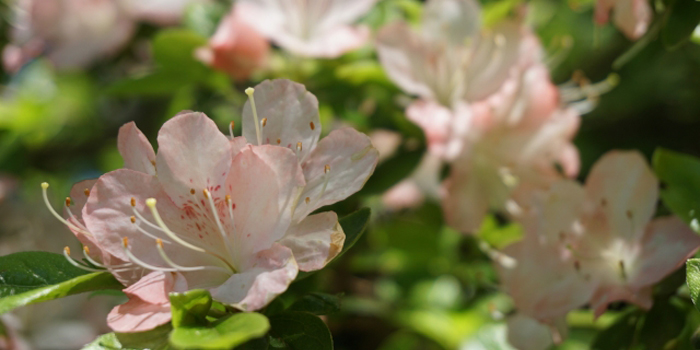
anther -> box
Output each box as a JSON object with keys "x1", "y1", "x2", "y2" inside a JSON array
[
  {"x1": 130, "y1": 198, "x2": 136, "y2": 207},
  {"x1": 64, "y1": 246, "x2": 70, "y2": 255},
  {"x1": 84, "y1": 188, "x2": 90, "y2": 196},
  {"x1": 122, "y1": 237, "x2": 129, "y2": 248},
  {"x1": 261, "y1": 118, "x2": 267, "y2": 127},
  {"x1": 277, "y1": 139, "x2": 281, "y2": 145},
  {"x1": 245, "y1": 87, "x2": 262, "y2": 145},
  {"x1": 83, "y1": 246, "x2": 90, "y2": 255},
  {"x1": 324, "y1": 164, "x2": 330, "y2": 174},
  {"x1": 203, "y1": 189, "x2": 210, "y2": 199},
  {"x1": 65, "y1": 197, "x2": 71, "y2": 207},
  {"x1": 190, "y1": 188, "x2": 196, "y2": 195},
  {"x1": 130, "y1": 216, "x2": 136, "y2": 224},
  {"x1": 156, "y1": 238, "x2": 163, "y2": 247},
  {"x1": 229, "y1": 121, "x2": 235, "y2": 140},
  {"x1": 297, "y1": 142, "x2": 302, "y2": 152},
  {"x1": 310, "y1": 122, "x2": 315, "y2": 130},
  {"x1": 41, "y1": 182, "x2": 91, "y2": 236},
  {"x1": 305, "y1": 197, "x2": 310, "y2": 204},
  {"x1": 63, "y1": 246, "x2": 102, "y2": 272},
  {"x1": 225, "y1": 195, "x2": 231, "y2": 203}
]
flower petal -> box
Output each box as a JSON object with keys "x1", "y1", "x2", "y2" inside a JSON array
[
  {"x1": 118, "y1": 122, "x2": 156, "y2": 176},
  {"x1": 155, "y1": 112, "x2": 233, "y2": 207},
  {"x1": 584, "y1": 151, "x2": 658, "y2": 241},
  {"x1": 613, "y1": 0, "x2": 651, "y2": 40},
  {"x1": 210, "y1": 244, "x2": 298, "y2": 311},
  {"x1": 506, "y1": 315, "x2": 555, "y2": 350},
  {"x1": 107, "y1": 271, "x2": 187, "y2": 333},
  {"x1": 242, "y1": 79, "x2": 320, "y2": 161},
  {"x1": 421, "y1": 0, "x2": 481, "y2": 45},
  {"x1": 225, "y1": 145, "x2": 305, "y2": 266},
  {"x1": 278, "y1": 211, "x2": 344, "y2": 272},
  {"x1": 293, "y1": 128, "x2": 379, "y2": 221}
]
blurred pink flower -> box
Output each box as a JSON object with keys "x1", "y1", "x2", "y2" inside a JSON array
[
  {"x1": 382, "y1": 154, "x2": 443, "y2": 210},
  {"x1": 595, "y1": 0, "x2": 651, "y2": 40},
  {"x1": 3, "y1": 0, "x2": 135, "y2": 72},
  {"x1": 368, "y1": 130, "x2": 402, "y2": 163},
  {"x1": 376, "y1": 0, "x2": 523, "y2": 107},
  {"x1": 196, "y1": 6, "x2": 270, "y2": 80},
  {"x1": 123, "y1": 0, "x2": 207, "y2": 25},
  {"x1": 241, "y1": 79, "x2": 379, "y2": 223},
  {"x1": 235, "y1": 0, "x2": 377, "y2": 58}
]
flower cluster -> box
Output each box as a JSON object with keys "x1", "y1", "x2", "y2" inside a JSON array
[{"x1": 42, "y1": 79, "x2": 378, "y2": 333}]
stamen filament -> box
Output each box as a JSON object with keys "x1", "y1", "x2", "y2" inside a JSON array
[
  {"x1": 318, "y1": 165, "x2": 331, "y2": 200},
  {"x1": 122, "y1": 237, "x2": 177, "y2": 272},
  {"x1": 145, "y1": 198, "x2": 236, "y2": 273},
  {"x1": 156, "y1": 239, "x2": 229, "y2": 273},
  {"x1": 64, "y1": 202, "x2": 90, "y2": 232},
  {"x1": 229, "y1": 121, "x2": 235, "y2": 140},
  {"x1": 63, "y1": 247, "x2": 103, "y2": 272},
  {"x1": 203, "y1": 189, "x2": 235, "y2": 258},
  {"x1": 245, "y1": 88, "x2": 262, "y2": 145},
  {"x1": 131, "y1": 205, "x2": 165, "y2": 233},
  {"x1": 132, "y1": 219, "x2": 171, "y2": 244},
  {"x1": 42, "y1": 183, "x2": 92, "y2": 237},
  {"x1": 225, "y1": 195, "x2": 235, "y2": 234}
]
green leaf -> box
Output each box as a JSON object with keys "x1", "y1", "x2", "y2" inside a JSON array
[
  {"x1": 0, "y1": 251, "x2": 122, "y2": 314},
  {"x1": 591, "y1": 310, "x2": 642, "y2": 350},
  {"x1": 152, "y1": 29, "x2": 209, "y2": 80},
  {"x1": 639, "y1": 298, "x2": 686, "y2": 349},
  {"x1": 662, "y1": 0, "x2": 700, "y2": 50},
  {"x1": 169, "y1": 289, "x2": 213, "y2": 328},
  {"x1": 477, "y1": 215, "x2": 523, "y2": 250},
  {"x1": 360, "y1": 149, "x2": 423, "y2": 195},
  {"x1": 289, "y1": 293, "x2": 341, "y2": 316},
  {"x1": 169, "y1": 313, "x2": 270, "y2": 350},
  {"x1": 687, "y1": 258, "x2": 700, "y2": 312},
  {"x1": 82, "y1": 324, "x2": 173, "y2": 350},
  {"x1": 107, "y1": 73, "x2": 194, "y2": 97},
  {"x1": 268, "y1": 312, "x2": 333, "y2": 350},
  {"x1": 652, "y1": 148, "x2": 700, "y2": 230},
  {"x1": 0, "y1": 251, "x2": 93, "y2": 296}
]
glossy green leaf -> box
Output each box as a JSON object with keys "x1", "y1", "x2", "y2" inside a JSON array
[
  {"x1": 82, "y1": 324, "x2": 173, "y2": 350},
  {"x1": 662, "y1": 0, "x2": 700, "y2": 50},
  {"x1": 0, "y1": 252, "x2": 122, "y2": 314},
  {"x1": 289, "y1": 293, "x2": 341, "y2": 316},
  {"x1": 687, "y1": 259, "x2": 700, "y2": 312},
  {"x1": 152, "y1": 29, "x2": 209, "y2": 80},
  {"x1": 169, "y1": 312, "x2": 270, "y2": 349},
  {"x1": 360, "y1": 148, "x2": 423, "y2": 195},
  {"x1": 268, "y1": 312, "x2": 333, "y2": 350},
  {"x1": 639, "y1": 298, "x2": 686, "y2": 349},
  {"x1": 169, "y1": 289, "x2": 213, "y2": 328},
  {"x1": 652, "y1": 148, "x2": 700, "y2": 231}
]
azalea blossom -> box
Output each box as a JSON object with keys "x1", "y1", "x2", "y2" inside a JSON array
[
  {"x1": 196, "y1": 6, "x2": 270, "y2": 80},
  {"x1": 3, "y1": 0, "x2": 135, "y2": 72},
  {"x1": 235, "y1": 0, "x2": 378, "y2": 58},
  {"x1": 595, "y1": 0, "x2": 651, "y2": 40},
  {"x1": 376, "y1": 0, "x2": 523, "y2": 108},
  {"x1": 42, "y1": 110, "x2": 360, "y2": 332},
  {"x1": 240, "y1": 79, "x2": 379, "y2": 222},
  {"x1": 123, "y1": 0, "x2": 207, "y2": 25}
]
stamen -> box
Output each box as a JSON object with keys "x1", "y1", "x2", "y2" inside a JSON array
[
  {"x1": 156, "y1": 239, "x2": 229, "y2": 273},
  {"x1": 245, "y1": 87, "x2": 262, "y2": 145},
  {"x1": 618, "y1": 260, "x2": 627, "y2": 281},
  {"x1": 64, "y1": 200, "x2": 89, "y2": 232},
  {"x1": 190, "y1": 188, "x2": 196, "y2": 195},
  {"x1": 84, "y1": 188, "x2": 90, "y2": 197},
  {"x1": 277, "y1": 139, "x2": 281, "y2": 145},
  {"x1": 65, "y1": 197, "x2": 71, "y2": 207},
  {"x1": 41, "y1": 183, "x2": 92, "y2": 236},
  {"x1": 229, "y1": 121, "x2": 235, "y2": 140},
  {"x1": 203, "y1": 189, "x2": 235, "y2": 258},
  {"x1": 122, "y1": 238, "x2": 177, "y2": 272},
  {"x1": 145, "y1": 198, "x2": 236, "y2": 272},
  {"x1": 318, "y1": 164, "x2": 331, "y2": 200},
  {"x1": 132, "y1": 217, "x2": 171, "y2": 243},
  {"x1": 296, "y1": 142, "x2": 302, "y2": 158},
  {"x1": 63, "y1": 247, "x2": 102, "y2": 272},
  {"x1": 261, "y1": 118, "x2": 267, "y2": 127},
  {"x1": 309, "y1": 121, "x2": 315, "y2": 130},
  {"x1": 131, "y1": 204, "x2": 165, "y2": 233},
  {"x1": 82, "y1": 246, "x2": 108, "y2": 268},
  {"x1": 225, "y1": 195, "x2": 235, "y2": 233}
]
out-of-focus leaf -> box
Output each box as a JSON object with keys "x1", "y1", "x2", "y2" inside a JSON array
[
  {"x1": 688, "y1": 259, "x2": 700, "y2": 312},
  {"x1": 289, "y1": 293, "x2": 342, "y2": 316},
  {"x1": 652, "y1": 148, "x2": 700, "y2": 231},
  {"x1": 591, "y1": 310, "x2": 642, "y2": 350},
  {"x1": 0, "y1": 252, "x2": 122, "y2": 314},
  {"x1": 268, "y1": 312, "x2": 333, "y2": 350},
  {"x1": 477, "y1": 215, "x2": 523, "y2": 250},
  {"x1": 482, "y1": 0, "x2": 521, "y2": 26},
  {"x1": 662, "y1": 0, "x2": 700, "y2": 50},
  {"x1": 82, "y1": 324, "x2": 173, "y2": 350},
  {"x1": 639, "y1": 298, "x2": 686, "y2": 349},
  {"x1": 335, "y1": 61, "x2": 391, "y2": 85},
  {"x1": 169, "y1": 312, "x2": 270, "y2": 350},
  {"x1": 360, "y1": 148, "x2": 423, "y2": 195},
  {"x1": 152, "y1": 29, "x2": 209, "y2": 79},
  {"x1": 169, "y1": 289, "x2": 213, "y2": 328},
  {"x1": 107, "y1": 72, "x2": 193, "y2": 97}
]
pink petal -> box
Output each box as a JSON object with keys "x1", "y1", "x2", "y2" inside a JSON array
[
  {"x1": 123, "y1": 0, "x2": 203, "y2": 26},
  {"x1": 524, "y1": 180, "x2": 586, "y2": 243},
  {"x1": 632, "y1": 216, "x2": 700, "y2": 289},
  {"x1": 442, "y1": 164, "x2": 492, "y2": 234},
  {"x1": 368, "y1": 129, "x2": 402, "y2": 163},
  {"x1": 406, "y1": 100, "x2": 467, "y2": 159},
  {"x1": 613, "y1": 0, "x2": 651, "y2": 40},
  {"x1": 421, "y1": 0, "x2": 481, "y2": 45},
  {"x1": 294, "y1": 128, "x2": 379, "y2": 221},
  {"x1": 382, "y1": 180, "x2": 425, "y2": 210},
  {"x1": 230, "y1": 136, "x2": 248, "y2": 157},
  {"x1": 118, "y1": 122, "x2": 156, "y2": 176},
  {"x1": 226, "y1": 145, "x2": 305, "y2": 266},
  {"x1": 107, "y1": 271, "x2": 187, "y2": 333},
  {"x1": 584, "y1": 151, "x2": 658, "y2": 241},
  {"x1": 242, "y1": 80, "x2": 320, "y2": 161},
  {"x1": 506, "y1": 315, "x2": 556, "y2": 350},
  {"x1": 590, "y1": 285, "x2": 653, "y2": 318},
  {"x1": 278, "y1": 212, "x2": 344, "y2": 272},
  {"x1": 205, "y1": 7, "x2": 269, "y2": 80},
  {"x1": 155, "y1": 112, "x2": 233, "y2": 207},
  {"x1": 210, "y1": 244, "x2": 298, "y2": 311}
]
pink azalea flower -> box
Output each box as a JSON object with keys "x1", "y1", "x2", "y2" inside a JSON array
[
  {"x1": 196, "y1": 6, "x2": 270, "y2": 80},
  {"x1": 3, "y1": 0, "x2": 135, "y2": 72},
  {"x1": 235, "y1": 0, "x2": 378, "y2": 58},
  {"x1": 240, "y1": 79, "x2": 380, "y2": 223},
  {"x1": 595, "y1": 0, "x2": 652, "y2": 40},
  {"x1": 43, "y1": 109, "x2": 364, "y2": 332},
  {"x1": 441, "y1": 64, "x2": 581, "y2": 233},
  {"x1": 382, "y1": 154, "x2": 443, "y2": 210},
  {"x1": 376, "y1": 0, "x2": 524, "y2": 107}
]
